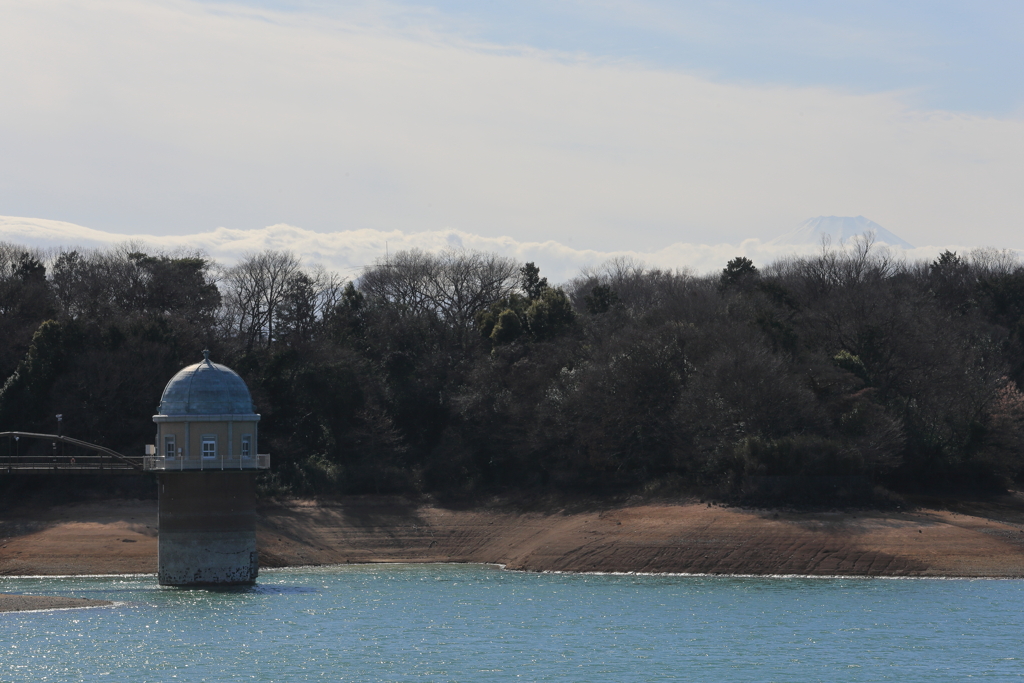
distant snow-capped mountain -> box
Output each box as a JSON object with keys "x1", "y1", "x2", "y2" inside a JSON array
[{"x1": 769, "y1": 216, "x2": 914, "y2": 249}]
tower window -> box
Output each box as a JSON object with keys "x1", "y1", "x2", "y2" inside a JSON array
[
  {"x1": 202, "y1": 436, "x2": 216, "y2": 458},
  {"x1": 241, "y1": 435, "x2": 251, "y2": 458},
  {"x1": 164, "y1": 435, "x2": 176, "y2": 459}
]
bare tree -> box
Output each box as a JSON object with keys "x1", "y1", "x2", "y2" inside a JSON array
[
  {"x1": 969, "y1": 247, "x2": 1020, "y2": 277},
  {"x1": 275, "y1": 265, "x2": 348, "y2": 344},
  {"x1": 568, "y1": 256, "x2": 693, "y2": 317},
  {"x1": 359, "y1": 249, "x2": 520, "y2": 331},
  {"x1": 222, "y1": 251, "x2": 302, "y2": 350}
]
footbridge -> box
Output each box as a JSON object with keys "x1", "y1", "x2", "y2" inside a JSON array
[{"x1": 0, "y1": 432, "x2": 143, "y2": 473}]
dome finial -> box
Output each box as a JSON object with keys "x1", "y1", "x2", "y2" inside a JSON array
[{"x1": 202, "y1": 348, "x2": 210, "y2": 364}]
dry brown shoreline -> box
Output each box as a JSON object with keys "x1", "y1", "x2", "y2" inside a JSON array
[{"x1": 2, "y1": 495, "x2": 1024, "y2": 611}]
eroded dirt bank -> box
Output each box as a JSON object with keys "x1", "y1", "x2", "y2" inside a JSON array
[{"x1": 2, "y1": 497, "x2": 1024, "y2": 583}]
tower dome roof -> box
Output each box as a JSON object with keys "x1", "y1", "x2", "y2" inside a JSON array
[{"x1": 158, "y1": 353, "x2": 255, "y2": 416}]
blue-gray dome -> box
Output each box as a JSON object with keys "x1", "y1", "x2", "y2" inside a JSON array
[{"x1": 158, "y1": 355, "x2": 255, "y2": 416}]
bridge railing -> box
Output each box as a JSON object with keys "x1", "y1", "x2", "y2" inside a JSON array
[
  {"x1": 142, "y1": 454, "x2": 270, "y2": 471},
  {"x1": 1, "y1": 431, "x2": 142, "y2": 471},
  {"x1": 2, "y1": 453, "x2": 141, "y2": 472}
]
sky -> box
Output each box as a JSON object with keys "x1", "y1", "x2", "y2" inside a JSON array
[{"x1": 1, "y1": 0, "x2": 1022, "y2": 276}]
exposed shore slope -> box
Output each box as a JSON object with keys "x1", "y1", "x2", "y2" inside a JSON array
[{"x1": 2, "y1": 496, "x2": 1024, "y2": 587}]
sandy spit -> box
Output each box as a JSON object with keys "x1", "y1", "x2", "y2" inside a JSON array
[{"x1": 0, "y1": 593, "x2": 113, "y2": 613}]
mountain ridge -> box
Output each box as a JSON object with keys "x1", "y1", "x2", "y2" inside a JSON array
[{"x1": 770, "y1": 216, "x2": 914, "y2": 249}]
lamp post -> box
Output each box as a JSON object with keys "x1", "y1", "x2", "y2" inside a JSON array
[{"x1": 56, "y1": 414, "x2": 63, "y2": 461}]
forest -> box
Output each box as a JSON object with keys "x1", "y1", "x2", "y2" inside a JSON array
[{"x1": 1, "y1": 236, "x2": 1023, "y2": 502}]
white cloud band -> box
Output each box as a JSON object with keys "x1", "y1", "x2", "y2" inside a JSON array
[{"x1": 2, "y1": 215, "x2": 1015, "y2": 284}]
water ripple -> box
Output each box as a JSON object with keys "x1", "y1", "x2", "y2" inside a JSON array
[{"x1": 2, "y1": 564, "x2": 1023, "y2": 682}]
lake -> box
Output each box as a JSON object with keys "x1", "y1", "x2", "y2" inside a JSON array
[{"x1": 2, "y1": 564, "x2": 1022, "y2": 681}]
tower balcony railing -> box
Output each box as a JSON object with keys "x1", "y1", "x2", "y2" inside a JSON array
[{"x1": 143, "y1": 453, "x2": 270, "y2": 471}]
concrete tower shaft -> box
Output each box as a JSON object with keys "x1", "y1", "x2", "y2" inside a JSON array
[{"x1": 158, "y1": 471, "x2": 258, "y2": 585}]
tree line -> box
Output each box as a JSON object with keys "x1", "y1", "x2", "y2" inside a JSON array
[{"x1": 1, "y1": 237, "x2": 1023, "y2": 501}]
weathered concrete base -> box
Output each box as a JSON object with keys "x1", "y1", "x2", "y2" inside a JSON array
[
  {"x1": 158, "y1": 471, "x2": 258, "y2": 586},
  {"x1": 158, "y1": 530, "x2": 258, "y2": 585}
]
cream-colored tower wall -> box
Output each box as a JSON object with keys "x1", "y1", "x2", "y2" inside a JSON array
[{"x1": 156, "y1": 420, "x2": 258, "y2": 460}]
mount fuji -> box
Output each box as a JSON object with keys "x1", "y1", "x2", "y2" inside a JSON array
[{"x1": 769, "y1": 216, "x2": 914, "y2": 249}]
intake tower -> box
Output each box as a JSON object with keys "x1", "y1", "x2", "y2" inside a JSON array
[{"x1": 145, "y1": 351, "x2": 269, "y2": 585}]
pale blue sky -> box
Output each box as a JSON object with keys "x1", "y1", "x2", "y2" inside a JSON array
[
  {"x1": 2, "y1": 0, "x2": 1023, "y2": 256},
  {"x1": 216, "y1": 0, "x2": 1024, "y2": 114}
]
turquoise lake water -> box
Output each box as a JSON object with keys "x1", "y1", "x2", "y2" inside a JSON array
[{"x1": 1, "y1": 564, "x2": 1022, "y2": 682}]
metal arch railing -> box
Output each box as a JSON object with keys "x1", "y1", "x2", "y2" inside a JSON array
[{"x1": 0, "y1": 431, "x2": 143, "y2": 471}]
